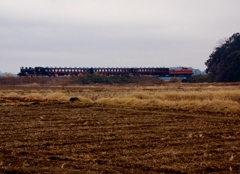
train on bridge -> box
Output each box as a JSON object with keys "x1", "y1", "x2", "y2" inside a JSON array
[{"x1": 18, "y1": 66, "x2": 193, "y2": 80}]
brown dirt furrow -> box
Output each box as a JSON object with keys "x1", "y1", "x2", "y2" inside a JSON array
[{"x1": 0, "y1": 104, "x2": 240, "y2": 173}]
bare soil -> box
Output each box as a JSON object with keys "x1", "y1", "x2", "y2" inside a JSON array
[{"x1": 0, "y1": 102, "x2": 240, "y2": 174}]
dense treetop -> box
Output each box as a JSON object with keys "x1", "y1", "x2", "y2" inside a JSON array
[{"x1": 205, "y1": 33, "x2": 240, "y2": 82}]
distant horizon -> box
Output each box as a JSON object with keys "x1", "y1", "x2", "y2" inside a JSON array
[{"x1": 1, "y1": 66, "x2": 205, "y2": 75}]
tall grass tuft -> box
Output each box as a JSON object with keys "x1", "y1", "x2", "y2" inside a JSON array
[{"x1": 45, "y1": 92, "x2": 69, "y2": 102}]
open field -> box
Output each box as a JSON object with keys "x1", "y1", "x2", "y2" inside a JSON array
[
  {"x1": 0, "y1": 84, "x2": 240, "y2": 173},
  {"x1": 1, "y1": 83, "x2": 240, "y2": 115}
]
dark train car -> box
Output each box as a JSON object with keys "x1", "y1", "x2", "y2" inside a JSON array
[
  {"x1": 92, "y1": 67, "x2": 132, "y2": 76},
  {"x1": 44, "y1": 67, "x2": 90, "y2": 76},
  {"x1": 132, "y1": 68, "x2": 169, "y2": 76}
]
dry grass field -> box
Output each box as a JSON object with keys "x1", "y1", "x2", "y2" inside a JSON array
[{"x1": 0, "y1": 83, "x2": 240, "y2": 173}]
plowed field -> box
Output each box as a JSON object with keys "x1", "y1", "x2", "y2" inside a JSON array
[{"x1": 1, "y1": 103, "x2": 240, "y2": 173}]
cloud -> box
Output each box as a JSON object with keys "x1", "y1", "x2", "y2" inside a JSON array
[{"x1": 0, "y1": 0, "x2": 240, "y2": 73}]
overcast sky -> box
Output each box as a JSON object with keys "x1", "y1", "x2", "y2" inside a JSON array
[{"x1": 1, "y1": 0, "x2": 240, "y2": 73}]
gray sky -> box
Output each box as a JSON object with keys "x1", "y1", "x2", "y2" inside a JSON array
[{"x1": 1, "y1": 0, "x2": 240, "y2": 73}]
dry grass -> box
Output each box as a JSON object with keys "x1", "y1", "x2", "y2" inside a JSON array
[
  {"x1": 0, "y1": 91, "x2": 69, "y2": 102},
  {"x1": 1, "y1": 84, "x2": 240, "y2": 114},
  {"x1": 94, "y1": 89, "x2": 240, "y2": 113},
  {"x1": 92, "y1": 85, "x2": 240, "y2": 114},
  {"x1": 45, "y1": 92, "x2": 69, "y2": 102}
]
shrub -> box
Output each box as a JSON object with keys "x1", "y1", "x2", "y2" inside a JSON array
[{"x1": 188, "y1": 75, "x2": 213, "y2": 83}]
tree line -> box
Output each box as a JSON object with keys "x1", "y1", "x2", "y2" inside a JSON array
[{"x1": 205, "y1": 32, "x2": 240, "y2": 82}]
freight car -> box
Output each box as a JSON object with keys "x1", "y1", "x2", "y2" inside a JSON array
[{"x1": 18, "y1": 66, "x2": 193, "y2": 80}]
